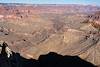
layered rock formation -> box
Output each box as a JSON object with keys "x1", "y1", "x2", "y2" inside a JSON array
[{"x1": 0, "y1": 3, "x2": 100, "y2": 66}]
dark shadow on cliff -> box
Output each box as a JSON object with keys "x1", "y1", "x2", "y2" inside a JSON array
[
  {"x1": 0, "y1": 51, "x2": 97, "y2": 67},
  {"x1": 0, "y1": 42, "x2": 97, "y2": 67},
  {"x1": 38, "y1": 52, "x2": 97, "y2": 67}
]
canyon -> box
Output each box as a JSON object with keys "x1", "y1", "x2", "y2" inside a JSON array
[{"x1": 0, "y1": 3, "x2": 100, "y2": 66}]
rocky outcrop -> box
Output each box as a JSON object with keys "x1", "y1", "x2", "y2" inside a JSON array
[
  {"x1": 0, "y1": 42, "x2": 96, "y2": 67},
  {"x1": 0, "y1": 4, "x2": 100, "y2": 67},
  {"x1": 84, "y1": 11, "x2": 100, "y2": 30}
]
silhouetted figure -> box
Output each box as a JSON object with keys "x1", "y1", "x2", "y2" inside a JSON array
[{"x1": 1, "y1": 42, "x2": 8, "y2": 57}]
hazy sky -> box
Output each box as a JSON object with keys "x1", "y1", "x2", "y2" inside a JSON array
[{"x1": 0, "y1": 0, "x2": 100, "y2": 6}]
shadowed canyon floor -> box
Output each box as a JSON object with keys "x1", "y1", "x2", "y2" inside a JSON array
[{"x1": 0, "y1": 4, "x2": 100, "y2": 66}]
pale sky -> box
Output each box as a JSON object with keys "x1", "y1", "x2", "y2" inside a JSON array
[{"x1": 0, "y1": 0, "x2": 100, "y2": 6}]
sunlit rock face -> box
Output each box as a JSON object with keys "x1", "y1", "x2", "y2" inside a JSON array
[
  {"x1": 85, "y1": 11, "x2": 100, "y2": 30},
  {"x1": 0, "y1": 3, "x2": 100, "y2": 66}
]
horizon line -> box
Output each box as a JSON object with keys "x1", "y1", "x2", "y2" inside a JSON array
[{"x1": 0, "y1": 3, "x2": 99, "y2": 6}]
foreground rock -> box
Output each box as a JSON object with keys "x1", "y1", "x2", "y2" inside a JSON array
[
  {"x1": 0, "y1": 42, "x2": 96, "y2": 67},
  {"x1": 0, "y1": 4, "x2": 100, "y2": 66}
]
